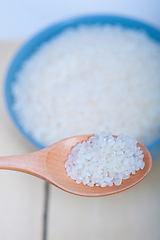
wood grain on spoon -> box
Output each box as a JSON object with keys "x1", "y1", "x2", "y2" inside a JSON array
[{"x1": 0, "y1": 134, "x2": 152, "y2": 197}]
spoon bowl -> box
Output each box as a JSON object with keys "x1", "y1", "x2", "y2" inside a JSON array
[{"x1": 0, "y1": 134, "x2": 152, "y2": 197}]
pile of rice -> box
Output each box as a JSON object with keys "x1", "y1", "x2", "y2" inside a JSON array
[
  {"x1": 11, "y1": 25, "x2": 160, "y2": 146},
  {"x1": 65, "y1": 132, "x2": 145, "y2": 187}
]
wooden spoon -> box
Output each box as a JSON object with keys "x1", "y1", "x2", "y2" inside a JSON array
[{"x1": 0, "y1": 134, "x2": 152, "y2": 197}]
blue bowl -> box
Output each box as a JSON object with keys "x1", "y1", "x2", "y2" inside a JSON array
[{"x1": 4, "y1": 15, "x2": 160, "y2": 162}]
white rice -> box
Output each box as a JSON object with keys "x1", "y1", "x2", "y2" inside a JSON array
[
  {"x1": 11, "y1": 25, "x2": 160, "y2": 146},
  {"x1": 65, "y1": 132, "x2": 145, "y2": 187}
]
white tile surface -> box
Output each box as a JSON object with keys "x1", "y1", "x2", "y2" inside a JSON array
[
  {"x1": 0, "y1": 171, "x2": 45, "y2": 240},
  {"x1": 48, "y1": 160, "x2": 160, "y2": 240},
  {"x1": 0, "y1": 41, "x2": 45, "y2": 240}
]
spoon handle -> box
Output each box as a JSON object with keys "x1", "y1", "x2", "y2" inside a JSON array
[{"x1": 0, "y1": 151, "x2": 47, "y2": 180}]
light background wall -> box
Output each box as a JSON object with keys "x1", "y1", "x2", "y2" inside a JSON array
[{"x1": 1, "y1": 0, "x2": 160, "y2": 40}]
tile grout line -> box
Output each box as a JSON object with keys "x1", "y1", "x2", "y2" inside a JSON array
[{"x1": 43, "y1": 182, "x2": 50, "y2": 240}]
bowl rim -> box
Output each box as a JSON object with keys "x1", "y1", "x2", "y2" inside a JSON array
[{"x1": 4, "y1": 14, "x2": 160, "y2": 154}]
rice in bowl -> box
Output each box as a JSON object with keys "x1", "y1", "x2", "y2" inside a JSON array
[{"x1": 11, "y1": 25, "x2": 160, "y2": 146}]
